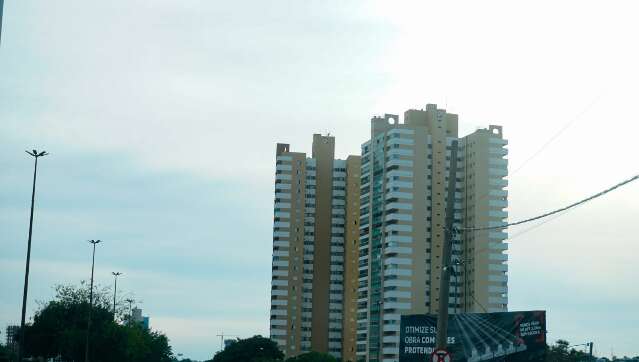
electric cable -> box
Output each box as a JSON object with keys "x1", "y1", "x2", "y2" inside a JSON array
[
  {"x1": 470, "y1": 293, "x2": 488, "y2": 313},
  {"x1": 460, "y1": 173, "x2": 639, "y2": 232}
]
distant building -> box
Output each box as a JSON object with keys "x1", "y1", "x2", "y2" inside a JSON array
[
  {"x1": 131, "y1": 307, "x2": 150, "y2": 330},
  {"x1": 5, "y1": 325, "x2": 19, "y2": 354}
]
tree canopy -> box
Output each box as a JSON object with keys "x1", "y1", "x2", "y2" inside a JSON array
[
  {"x1": 545, "y1": 339, "x2": 595, "y2": 362},
  {"x1": 21, "y1": 282, "x2": 173, "y2": 362},
  {"x1": 210, "y1": 337, "x2": 343, "y2": 362},
  {"x1": 212, "y1": 335, "x2": 283, "y2": 362},
  {"x1": 0, "y1": 343, "x2": 16, "y2": 362},
  {"x1": 285, "y1": 351, "x2": 340, "y2": 362}
]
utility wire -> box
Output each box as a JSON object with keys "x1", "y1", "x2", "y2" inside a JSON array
[
  {"x1": 470, "y1": 293, "x2": 488, "y2": 313},
  {"x1": 460, "y1": 173, "x2": 639, "y2": 232},
  {"x1": 469, "y1": 97, "x2": 598, "y2": 202},
  {"x1": 471, "y1": 95, "x2": 601, "y2": 207},
  {"x1": 467, "y1": 208, "x2": 574, "y2": 259},
  {"x1": 510, "y1": 95, "x2": 601, "y2": 175},
  {"x1": 507, "y1": 208, "x2": 572, "y2": 241},
  {"x1": 459, "y1": 185, "x2": 590, "y2": 258}
]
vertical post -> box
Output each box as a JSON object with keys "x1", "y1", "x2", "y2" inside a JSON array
[
  {"x1": 589, "y1": 342, "x2": 593, "y2": 360},
  {"x1": 18, "y1": 156, "x2": 37, "y2": 362},
  {"x1": 113, "y1": 275, "x2": 117, "y2": 317},
  {"x1": 18, "y1": 150, "x2": 47, "y2": 362},
  {"x1": 112, "y1": 272, "x2": 122, "y2": 320},
  {"x1": 0, "y1": 0, "x2": 4, "y2": 46},
  {"x1": 85, "y1": 240, "x2": 101, "y2": 362},
  {"x1": 436, "y1": 141, "x2": 459, "y2": 349},
  {"x1": 452, "y1": 263, "x2": 458, "y2": 315}
]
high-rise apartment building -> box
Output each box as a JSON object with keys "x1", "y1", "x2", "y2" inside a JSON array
[
  {"x1": 356, "y1": 104, "x2": 509, "y2": 362},
  {"x1": 270, "y1": 134, "x2": 361, "y2": 361}
]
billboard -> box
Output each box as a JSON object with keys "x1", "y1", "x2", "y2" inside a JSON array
[{"x1": 399, "y1": 311, "x2": 546, "y2": 362}]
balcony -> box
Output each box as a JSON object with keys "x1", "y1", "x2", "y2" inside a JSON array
[
  {"x1": 488, "y1": 199, "x2": 508, "y2": 208},
  {"x1": 489, "y1": 178, "x2": 508, "y2": 187}
]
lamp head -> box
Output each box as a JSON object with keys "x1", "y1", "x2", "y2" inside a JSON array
[{"x1": 25, "y1": 150, "x2": 49, "y2": 157}]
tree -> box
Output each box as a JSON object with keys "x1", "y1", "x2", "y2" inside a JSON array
[
  {"x1": 0, "y1": 343, "x2": 16, "y2": 362},
  {"x1": 212, "y1": 335, "x2": 283, "y2": 362},
  {"x1": 22, "y1": 282, "x2": 174, "y2": 362},
  {"x1": 285, "y1": 351, "x2": 340, "y2": 362},
  {"x1": 545, "y1": 339, "x2": 594, "y2": 362}
]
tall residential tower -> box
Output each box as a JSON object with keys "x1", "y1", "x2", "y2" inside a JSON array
[
  {"x1": 356, "y1": 104, "x2": 509, "y2": 362},
  {"x1": 270, "y1": 134, "x2": 361, "y2": 361}
]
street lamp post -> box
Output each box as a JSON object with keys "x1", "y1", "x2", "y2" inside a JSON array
[
  {"x1": 18, "y1": 150, "x2": 48, "y2": 362},
  {"x1": 85, "y1": 239, "x2": 102, "y2": 362},
  {"x1": 112, "y1": 272, "x2": 122, "y2": 321}
]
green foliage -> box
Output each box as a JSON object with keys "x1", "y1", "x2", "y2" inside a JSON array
[
  {"x1": 285, "y1": 351, "x2": 340, "y2": 362},
  {"x1": 212, "y1": 335, "x2": 283, "y2": 362},
  {"x1": 22, "y1": 282, "x2": 173, "y2": 362},
  {"x1": 545, "y1": 339, "x2": 595, "y2": 362},
  {"x1": 48, "y1": 282, "x2": 130, "y2": 322},
  {"x1": 0, "y1": 343, "x2": 16, "y2": 362}
]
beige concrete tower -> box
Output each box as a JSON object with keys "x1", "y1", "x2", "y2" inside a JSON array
[
  {"x1": 270, "y1": 135, "x2": 361, "y2": 361},
  {"x1": 460, "y1": 126, "x2": 509, "y2": 313},
  {"x1": 356, "y1": 104, "x2": 508, "y2": 362},
  {"x1": 342, "y1": 155, "x2": 362, "y2": 362}
]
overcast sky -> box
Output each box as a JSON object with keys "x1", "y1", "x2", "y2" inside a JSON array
[{"x1": 1, "y1": 1, "x2": 638, "y2": 360}]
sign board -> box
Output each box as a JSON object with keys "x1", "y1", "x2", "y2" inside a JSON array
[{"x1": 399, "y1": 311, "x2": 546, "y2": 362}]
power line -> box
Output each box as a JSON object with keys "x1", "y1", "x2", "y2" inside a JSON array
[
  {"x1": 460, "y1": 173, "x2": 639, "y2": 232},
  {"x1": 507, "y1": 208, "x2": 572, "y2": 241},
  {"x1": 464, "y1": 210, "x2": 571, "y2": 261},
  {"x1": 458, "y1": 175, "x2": 605, "y2": 258},
  {"x1": 478, "y1": 208, "x2": 574, "y2": 257},
  {"x1": 470, "y1": 292, "x2": 488, "y2": 313},
  {"x1": 471, "y1": 96, "x2": 601, "y2": 208},
  {"x1": 510, "y1": 95, "x2": 601, "y2": 176}
]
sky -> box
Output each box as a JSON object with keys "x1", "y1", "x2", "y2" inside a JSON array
[{"x1": 1, "y1": 0, "x2": 638, "y2": 360}]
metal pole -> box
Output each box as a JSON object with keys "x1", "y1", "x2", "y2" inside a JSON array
[
  {"x1": 453, "y1": 264, "x2": 458, "y2": 315},
  {"x1": 113, "y1": 275, "x2": 117, "y2": 317},
  {"x1": 0, "y1": 0, "x2": 5, "y2": 46},
  {"x1": 18, "y1": 150, "x2": 47, "y2": 362},
  {"x1": 112, "y1": 272, "x2": 122, "y2": 320},
  {"x1": 436, "y1": 141, "x2": 459, "y2": 349},
  {"x1": 85, "y1": 240, "x2": 101, "y2": 362}
]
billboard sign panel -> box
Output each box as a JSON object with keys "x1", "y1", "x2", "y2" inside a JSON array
[{"x1": 399, "y1": 311, "x2": 546, "y2": 362}]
